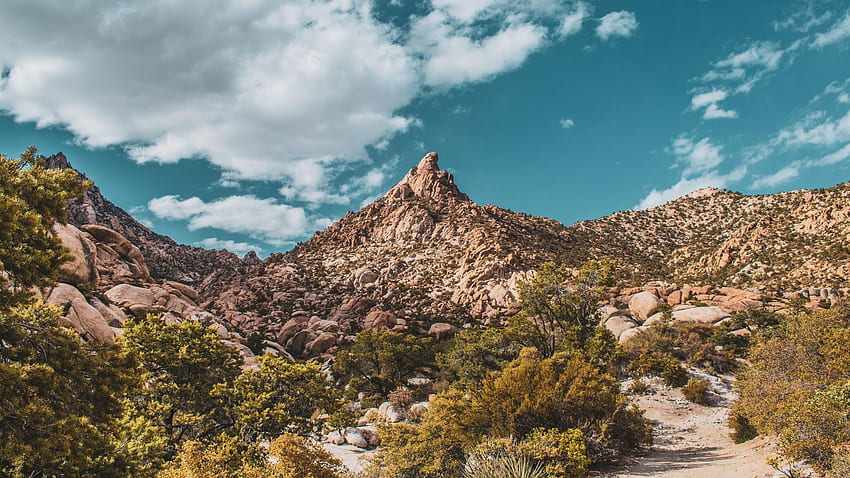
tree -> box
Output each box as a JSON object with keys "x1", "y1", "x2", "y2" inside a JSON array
[
  {"x1": 333, "y1": 330, "x2": 434, "y2": 402},
  {"x1": 0, "y1": 147, "x2": 89, "y2": 309},
  {"x1": 516, "y1": 261, "x2": 613, "y2": 357},
  {"x1": 436, "y1": 326, "x2": 524, "y2": 389},
  {"x1": 121, "y1": 314, "x2": 242, "y2": 460},
  {"x1": 220, "y1": 354, "x2": 340, "y2": 441},
  {"x1": 0, "y1": 303, "x2": 139, "y2": 477}
]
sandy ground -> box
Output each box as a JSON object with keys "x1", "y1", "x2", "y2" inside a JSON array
[
  {"x1": 599, "y1": 374, "x2": 781, "y2": 478},
  {"x1": 323, "y1": 442, "x2": 376, "y2": 474}
]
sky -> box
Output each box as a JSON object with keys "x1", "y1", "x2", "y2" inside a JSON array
[{"x1": 1, "y1": 0, "x2": 849, "y2": 257}]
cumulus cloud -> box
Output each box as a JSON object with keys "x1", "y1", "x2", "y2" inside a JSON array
[
  {"x1": 559, "y1": 118, "x2": 575, "y2": 128},
  {"x1": 411, "y1": 13, "x2": 547, "y2": 87},
  {"x1": 559, "y1": 2, "x2": 591, "y2": 38},
  {"x1": 148, "y1": 195, "x2": 330, "y2": 245},
  {"x1": 196, "y1": 238, "x2": 261, "y2": 256},
  {"x1": 0, "y1": 0, "x2": 420, "y2": 193},
  {"x1": 596, "y1": 11, "x2": 638, "y2": 41},
  {"x1": 813, "y1": 10, "x2": 850, "y2": 47},
  {"x1": 703, "y1": 103, "x2": 739, "y2": 119},
  {"x1": 672, "y1": 136, "x2": 725, "y2": 176}
]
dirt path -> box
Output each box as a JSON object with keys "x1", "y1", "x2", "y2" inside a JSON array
[{"x1": 600, "y1": 374, "x2": 780, "y2": 478}]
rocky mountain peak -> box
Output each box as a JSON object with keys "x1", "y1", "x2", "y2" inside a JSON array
[{"x1": 385, "y1": 152, "x2": 469, "y2": 203}]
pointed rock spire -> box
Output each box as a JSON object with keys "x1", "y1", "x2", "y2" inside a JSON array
[{"x1": 385, "y1": 152, "x2": 469, "y2": 203}]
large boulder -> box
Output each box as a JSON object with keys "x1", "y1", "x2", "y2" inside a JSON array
[
  {"x1": 671, "y1": 306, "x2": 731, "y2": 324},
  {"x1": 105, "y1": 284, "x2": 156, "y2": 318},
  {"x1": 46, "y1": 283, "x2": 87, "y2": 306},
  {"x1": 363, "y1": 310, "x2": 397, "y2": 331},
  {"x1": 604, "y1": 315, "x2": 638, "y2": 340},
  {"x1": 350, "y1": 267, "x2": 379, "y2": 289},
  {"x1": 80, "y1": 224, "x2": 151, "y2": 282},
  {"x1": 305, "y1": 332, "x2": 337, "y2": 355},
  {"x1": 428, "y1": 322, "x2": 458, "y2": 340},
  {"x1": 343, "y1": 427, "x2": 369, "y2": 449},
  {"x1": 53, "y1": 224, "x2": 99, "y2": 286},
  {"x1": 629, "y1": 291, "x2": 659, "y2": 323},
  {"x1": 66, "y1": 298, "x2": 117, "y2": 344}
]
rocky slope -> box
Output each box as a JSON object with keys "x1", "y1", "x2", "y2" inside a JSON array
[
  {"x1": 45, "y1": 153, "x2": 247, "y2": 285},
  {"x1": 196, "y1": 153, "x2": 850, "y2": 357},
  {"x1": 48, "y1": 151, "x2": 850, "y2": 358}
]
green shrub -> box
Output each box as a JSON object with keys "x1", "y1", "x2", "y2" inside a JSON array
[
  {"x1": 681, "y1": 378, "x2": 710, "y2": 404},
  {"x1": 728, "y1": 413, "x2": 757, "y2": 443},
  {"x1": 627, "y1": 379, "x2": 651, "y2": 395},
  {"x1": 517, "y1": 428, "x2": 590, "y2": 478}
]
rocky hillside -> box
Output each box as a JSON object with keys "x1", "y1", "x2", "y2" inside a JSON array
[
  {"x1": 48, "y1": 151, "x2": 850, "y2": 357},
  {"x1": 45, "y1": 153, "x2": 248, "y2": 285},
  {"x1": 196, "y1": 153, "x2": 850, "y2": 355}
]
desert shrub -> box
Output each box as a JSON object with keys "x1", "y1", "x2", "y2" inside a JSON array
[
  {"x1": 733, "y1": 307, "x2": 850, "y2": 473},
  {"x1": 627, "y1": 379, "x2": 651, "y2": 395},
  {"x1": 463, "y1": 441, "x2": 546, "y2": 478},
  {"x1": 599, "y1": 403, "x2": 653, "y2": 454},
  {"x1": 728, "y1": 413, "x2": 758, "y2": 443},
  {"x1": 629, "y1": 354, "x2": 688, "y2": 387},
  {"x1": 681, "y1": 378, "x2": 710, "y2": 404},
  {"x1": 436, "y1": 326, "x2": 524, "y2": 388},
  {"x1": 517, "y1": 428, "x2": 590, "y2": 478},
  {"x1": 389, "y1": 387, "x2": 416, "y2": 409},
  {"x1": 333, "y1": 330, "x2": 434, "y2": 401}
]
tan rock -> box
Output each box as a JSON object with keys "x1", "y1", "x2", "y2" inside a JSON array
[
  {"x1": 605, "y1": 315, "x2": 638, "y2": 339},
  {"x1": 629, "y1": 291, "x2": 660, "y2": 323},
  {"x1": 363, "y1": 310, "x2": 397, "y2": 331},
  {"x1": 427, "y1": 322, "x2": 458, "y2": 340},
  {"x1": 53, "y1": 223, "x2": 99, "y2": 286},
  {"x1": 671, "y1": 306, "x2": 730, "y2": 324},
  {"x1": 46, "y1": 283, "x2": 86, "y2": 306},
  {"x1": 305, "y1": 332, "x2": 337, "y2": 355},
  {"x1": 66, "y1": 298, "x2": 117, "y2": 343}
]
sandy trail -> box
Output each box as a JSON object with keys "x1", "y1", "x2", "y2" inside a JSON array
[{"x1": 600, "y1": 374, "x2": 779, "y2": 478}]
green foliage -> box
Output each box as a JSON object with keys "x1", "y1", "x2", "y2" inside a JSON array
[
  {"x1": 623, "y1": 321, "x2": 737, "y2": 377},
  {"x1": 373, "y1": 347, "x2": 650, "y2": 476},
  {"x1": 122, "y1": 314, "x2": 242, "y2": 459},
  {"x1": 221, "y1": 354, "x2": 340, "y2": 441},
  {"x1": 463, "y1": 451, "x2": 546, "y2": 478},
  {"x1": 517, "y1": 428, "x2": 590, "y2": 478},
  {"x1": 333, "y1": 330, "x2": 434, "y2": 400},
  {"x1": 728, "y1": 413, "x2": 758, "y2": 444},
  {"x1": 628, "y1": 354, "x2": 688, "y2": 387},
  {"x1": 158, "y1": 434, "x2": 349, "y2": 478},
  {"x1": 436, "y1": 326, "x2": 523, "y2": 388},
  {"x1": 681, "y1": 378, "x2": 710, "y2": 404},
  {"x1": 734, "y1": 307, "x2": 850, "y2": 473},
  {"x1": 516, "y1": 262, "x2": 609, "y2": 357},
  {"x1": 0, "y1": 147, "x2": 90, "y2": 309},
  {"x1": 0, "y1": 303, "x2": 138, "y2": 477}
]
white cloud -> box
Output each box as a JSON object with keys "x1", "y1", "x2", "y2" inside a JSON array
[
  {"x1": 700, "y1": 40, "x2": 797, "y2": 94},
  {"x1": 0, "y1": 0, "x2": 421, "y2": 193},
  {"x1": 751, "y1": 164, "x2": 800, "y2": 189},
  {"x1": 596, "y1": 11, "x2": 638, "y2": 41},
  {"x1": 690, "y1": 89, "x2": 738, "y2": 120},
  {"x1": 813, "y1": 10, "x2": 850, "y2": 47},
  {"x1": 775, "y1": 109, "x2": 850, "y2": 147},
  {"x1": 410, "y1": 10, "x2": 547, "y2": 87},
  {"x1": 148, "y1": 195, "x2": 329, "y2": 245},
  {"x1": 559, "y1": 118, "x2": 575, "y2": 128},
  {"x1": 691, "y1": 90, "x2": 728, "y2": 109},
  {"x1": 430, "y1": 0, "x2": 501, "y2": 23},
  {"x1": 811, "y1": 142, "x2": 850, "y2": 166},
  {"x1": 703, "y1": 103, "x2": 739, "y2": 119},
  {"x1": 559, "y1": 2, "x2": 590, "y2": 38},
  {"x1": 672, "y1": 136, "x2": 725, "y2": 176},
  {"x1": 635, "y1": 168, "x2": 745, "y2": 210},
  {"x1": 197, "y1": 237, "x2": 261, "y2": 256}
]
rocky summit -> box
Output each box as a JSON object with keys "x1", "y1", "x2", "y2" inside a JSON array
[{"x1": 49, "y1": 151, "x2": 850, "y2": 359}]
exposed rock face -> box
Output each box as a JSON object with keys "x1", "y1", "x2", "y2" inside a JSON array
[{"x1": 45, "y1": 153, "x2": 246, "y2": 284}]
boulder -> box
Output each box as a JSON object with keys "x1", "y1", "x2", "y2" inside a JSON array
[
  {"x1": 53, "y1": 224, "x2": 99, "y2": 286},
  {"x1": 378, "y1": 401, "x2": 405, "y2": 423},
  {"x1": 326, "y1": 430, "x2": 345, "y2": 445},
  {"x1": 427, "y1": 322, "x2": 458, "y2": 340},
  {"x1": 79, "y1": 224, "x2": 151, "y2": 282},
  {"x1": 604, "y1": 315, "x2": 638, "y2": 339},
  {"x1": 278, "y1": 316, "x2": 308, "y2": 343},
  {"x1": 363, "y1": 310, "x2": 397, "y2": 331},
  {"x1": 671, "y1": 306, "x2": 730, "y2": 324},
  {"x1": 312, "y1": 319, "x2": 339, "y2": 333},
  {"x1": 105, "y1": 284, "x2": 155, "y2": 309},
  {"x1": 487, "y1": 284, "x2": 516, "y2": 306},
  {"x1": 66, "y1": 298, "x2": 117, "y2": 343},
  {"x1": 305, "y1": 332, "x2": 337, "y2": 355},
  {"x1": 629, "y1": 291, "x2": 659, "y2": 322},
  {"x1": 330, "y1": 296, "x2": 374, "y2": 322},
  {"x1": 286, "y1": 329, "x2": 317, "y2": 356},
  {"x1": 164, "y1": 281, "x2": 199, "y2": 302},
  {"x1": 46, "y1": 283, "x2": 87, "y2": 306},
  {"x1": 343, "y1": 427, "x2": 369, "y2": 449},
  {"x1": 359, "y1": 426, "x2": 380, "y2": 447},
  {"x1": 89, "y1": 297, "x2": 126, "y2": 327},
  {"x1": 350, "y1": 267, "x2": 379, "y2": 288},
  {"x1": 618, "y1": 327, "x2": 644, "y2": 343}
]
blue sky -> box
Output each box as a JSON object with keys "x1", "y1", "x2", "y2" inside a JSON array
[{"x1": 1, "y1": 0, "x2": 849, "y2": 256}]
